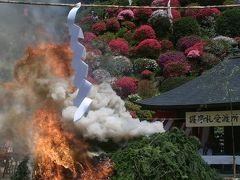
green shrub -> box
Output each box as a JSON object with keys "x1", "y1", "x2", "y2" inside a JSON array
[
  {"x1": 110, "y1": 128, "x2": 222, "y2": 180},
  {"x1": 115, "y1": 27, "x2": 128, "y2": 38},
  {"x1": 149, "y1": 16, "x2": 171, "y2": 38},
  {"x1": 137, "y1": 80, "x2": 158, "y2": 98},
  {"x1": 133, "y1": 58, "x2": 160, "y2": 73},
  {"x1": 204, "y1": 39, "x2": 232, "y2": 58},
  {"x1": 160, "y1": 76, "x2": 196, "y2": 93},
  {"x1": 125, "y1": 101, "x2": 154, "y2": 119},
  {"x1": 173, "y1": 17, "x2": 200, "y2": 41},
  {"x1": 99, "y1": 32, "x2": 116, "y2": 43},
  {"x1": 216, "y1": 8, "x2": 240, "y2": 37},
  {"x1": 102, "y1": 56, "x2": 133, "y2": 76}
]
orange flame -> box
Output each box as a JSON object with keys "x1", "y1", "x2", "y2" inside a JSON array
[{"x1": 32, "y1": 101, "x2": 113, "y2": 179}]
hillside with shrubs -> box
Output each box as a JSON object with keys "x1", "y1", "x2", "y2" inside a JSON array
[{"x1": 77, "y1": 0, "x2": 240, "y2": 120}]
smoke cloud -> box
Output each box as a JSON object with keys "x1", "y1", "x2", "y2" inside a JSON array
[
  {"x1": 0, "y1": 0, "x2": 68, "y2": 81},
  {"x1": 62, "y1": 83, "x2": 165, "y2": 142}
]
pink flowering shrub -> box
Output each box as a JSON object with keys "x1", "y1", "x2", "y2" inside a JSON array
[
  {"x1": 133, "y1": 8, "x2": 153, "y2": 22},
  {"x1": 185, "y1": 8, "x2": 221, "y2": 19},
  {"x1": 176, "y1": 36, "x2": 202, "y2": 51},
  {"x1": 109, "y1": 38, "x2": 129, "y2": 55},
  {"x1": 151, "y1": 0, "x2": 180, "y2": 7},
  {"x1": 134, "y1": 25, "x2": 156, "y2": 41},
  {"x1": 112, "y1": 76, "x2": 138, "y2": 98},
  {"x1": 83, "y1": 32, "x2": 96, "y2": 43},
  {"x1": 135, "y1": 39, "x2": 161, "y2": 58},
  {"x1": 163, "y1": 61, "x2": 191, "y2": 78},
  {"x1": 117, "y1": 9, "x2": 134, "y2": 21},
  {"x1": 121, "y1": 21, "x2": 136, "y2": 30},
  {"x1": 185, "y1": 41, "x2": 204, "y2": 58},
  {"x1": 92, "y1": 21, "x2": 106, "y2": 35},
  {"x1": 158, "y1": 51, "x2": 186, "y2": 67},
  {"x1": 160, "y1": 40, "x2": 174, "y2": 51},
  {"x1": 106, "y1": 18, "x2": 120, "y2": 32}
]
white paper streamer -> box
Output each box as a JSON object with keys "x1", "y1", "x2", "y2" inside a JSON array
[
  {"x1": 67, "y1": 3, "x2": 92, "y2": 122},
  {"x1": 167, "y1": 0, "x2": 173, "y2": 24}
]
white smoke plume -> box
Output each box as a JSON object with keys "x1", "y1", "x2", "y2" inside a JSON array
[{"x1": 62, "y1": 83, "x2": 165, "y2": 142}]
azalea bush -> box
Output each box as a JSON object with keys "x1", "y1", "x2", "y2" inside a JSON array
[
  {"x1": 102, "y1": 55, "x2": 133, "y2": 77},
  {"x1": 117, "y1": 9, "x2": 134, "y2": 21},
  {"x1": 83, "y1": 32, "x2": 97, "y2": 43},
  {"x1": 134, "y1": 39, "x2": 161, "y2": 58},
  {"x1": 112, "y1": 76, "x2": 138, "y2": 98},
  {"x1": 158, "y1": 51, "x2": 186, "y2": 67},
  {"x1": 176, "y1": 35, "x2": 202, "y2": 51},
  {"x1": 185, "y1": 41, "x2": 204, "y2": 58},
  {"x1": 204, "y1": 39, "x2": 232, "y2": 58},
  {"x1": 163, "y1": 61, "x2": 191, "y2": 78},
  {"x1": 185, "y1": 7, "x2": 221, "y2": 19},
  {"x1": 161, "y1": 39, "x2": 174, "y2": 51},
  {"x1": 92, "y1": 21, "x2": 106, "y2": 35},
  {"x1": 133, "y1": 58, "x2": 160, "y2": 73},
  {"x1": 121, "y1": 21, "x2": 136, "y2": 30},
  {"x1": 133, "y1": 8, "x2": 153, "y2": 22},
  {"x1": 133, "y1": 25, "x2": 156, "y2": 41},
  {"x1": 108, "y1": 38, "x2": 129, "y2": 55},
  {"x1": 105, "y1": 18, "x2": 121, "y2": 32}
]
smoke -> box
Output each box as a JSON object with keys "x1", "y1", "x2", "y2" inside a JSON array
[
  {"x1": 0, "y1": 0, "x2": 68, "y2": 81},
  {"x1": 62, "y1": 83, "x2": 165, "y2": 142}
]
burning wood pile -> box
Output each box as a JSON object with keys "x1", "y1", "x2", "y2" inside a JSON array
[{"x1": 0, "y1": 43, "x2": 113, "y2": 179}]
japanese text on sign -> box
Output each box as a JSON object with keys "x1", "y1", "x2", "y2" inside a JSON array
[{"x1": 186, "y1": 110, "x2": 240, "y2": 127}]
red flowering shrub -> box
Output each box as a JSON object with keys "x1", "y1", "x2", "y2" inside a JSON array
[
  {"x1": 112, "y1": 76, "x2": 138, "y2": 98},
  {"x1": 160, "y1": 40, "x2": 174, "y2": 51},
  {"x1": 185, "y1": 41, "x2": 204, "y2": 58},
  {"x1": 109, "y1": 38, "x2": 129, "y2": 55},
  {"x1": 134, "y1": 25, "x2": 156, "y2": 41},
  {"x1": 92, "y1": 21, "x2": 106, "y2": 35},
  {"x1": 133, "y1": 8, "x2": 153, "y2": 22},
  {"x1": 106, "y1": 8, "x2": 123, "y2": 17},
  {"x1": 158, "y1": 51, "x2": 186, "y2": 67},
  {"x1": 135, "y1": 39, "x2": 161, "y2": 58},
  {"x1": 106, "y1": 18, "x2": 121, "y2": 32},
  {"x1": 121, "y1": 21, "x2": 136, "y2": 30},
  {"x1": 185, "y1": 8, "x2": 221, "y2": 19},
  {"x1": 141, "y1": 70, "x2": 153, "y2": 79},
  {"x1": 83, "y1": 32, "x2": 96, "y2": 43},
  {"x1": 171, "y1": 9, "x2": 181, "y2": 20},
  {"x1": 151, "y1": 0, "x2": 180, "y2": 6},
  {"x1": 176, "y1": 36, "x2": 202, "y2": 51},
  {"x1": 163, "y1": 61, "x2": 191, "y2": 78}
]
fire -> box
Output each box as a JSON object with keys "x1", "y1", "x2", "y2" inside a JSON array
[
  {"x1": 1, "y1": 43, "x2": 113, "y2": 179},
  {"x1": 32, "y1": 101, "x2": 113, "y2": 179}
]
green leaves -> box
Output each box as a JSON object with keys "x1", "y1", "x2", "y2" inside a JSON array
[{"x1": 110, "y1": 128, "x2": 222, "y2": 180}]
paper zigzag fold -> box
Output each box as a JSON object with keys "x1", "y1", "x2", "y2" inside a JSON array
[{"x1": 67, "y1": 3, "x2": 92, "y2": 122}]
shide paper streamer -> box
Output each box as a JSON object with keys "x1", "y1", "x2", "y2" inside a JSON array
[{"x1": 67, "y1": 3, "x2": 92, "y2": 122}]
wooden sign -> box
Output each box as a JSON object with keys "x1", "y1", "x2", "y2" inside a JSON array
[{"x1": 186, "y1": 110, "x2": 240, "y2": 127}]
